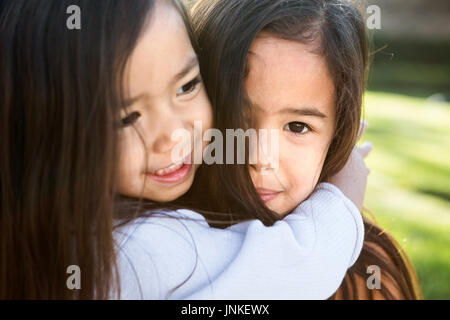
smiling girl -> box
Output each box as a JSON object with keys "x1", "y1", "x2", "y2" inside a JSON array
[
  {"x1": 116, "y1": 0, "x2": 212, "y2": 203},
  {"x1": 2, "y1": 0, "x2": 369, "y2": 299}
]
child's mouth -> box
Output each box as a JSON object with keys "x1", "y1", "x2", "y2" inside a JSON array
[
  {"x1": 147, "y1": 161, "x2": 193, "y2": 184},
  {"x1": 256, "y1": 188, "x2": 282, "y2": 203}
]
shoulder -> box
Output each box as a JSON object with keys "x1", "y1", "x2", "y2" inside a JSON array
[
  {"x1": 114, "y1": 209, "x2": 213, "y2": 299},
  {"x1": 115, "y1": 209, "x2": 209, "y2": 247}
]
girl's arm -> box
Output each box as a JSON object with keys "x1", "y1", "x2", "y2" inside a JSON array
[{"x1": 114, "y1": 182, "x2": 363, "y2": 299}]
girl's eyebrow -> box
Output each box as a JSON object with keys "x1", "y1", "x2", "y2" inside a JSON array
[
  {"x1": 252, "y1": 101, "x2": 328, "y2": 120},
  {"x1": 280, "y1": 106, "x2": 328, "y2": 119}
]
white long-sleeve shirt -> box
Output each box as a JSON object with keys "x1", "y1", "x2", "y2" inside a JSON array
[{"x1": 113, "y1": 182, "x2": 364, "y2": 300}]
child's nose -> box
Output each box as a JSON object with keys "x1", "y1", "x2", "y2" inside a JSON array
[
  {"x1": 249, "y1": 137, "x2": 277, "y2": 173},
  {"x1": 151, "y1": 115, "x2": 187, "y2": 154},
  {"x1": 250, "y1": 162, "x2": 276, "y2": 174}
]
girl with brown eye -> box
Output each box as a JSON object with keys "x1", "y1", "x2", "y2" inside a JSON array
[{"x1": 189, "y1": 0, "x2": 422, "y2": 300}]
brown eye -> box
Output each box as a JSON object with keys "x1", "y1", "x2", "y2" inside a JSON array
[
  {"x1": 176, "y1": 77, "x2": 201, "y2": 96},
  {"x1": 284, "y1": 122, "x2": 311, "y2": 134},
  {"x1": 121, "y1": 111, "x2": 141, "y2": 128}
]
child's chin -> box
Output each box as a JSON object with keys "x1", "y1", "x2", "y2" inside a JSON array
[
  {"x1": 267, "y1": 202, "x2": 297, "y2": 218},
  {"x1": 137, "y1": 176, "x2": 195, "y2": 203},
  {"x1": 263, "y1": 202, "x2": 284, "y2": 217}
]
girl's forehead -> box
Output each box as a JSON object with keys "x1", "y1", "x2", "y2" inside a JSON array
[
  {"x1": 124, "y1": 1, "x2": 197, "y2": 99},
  {"x1": 248, "y1": 35, "x2": 325, "y2": 75},
  {"x1": 245, "y1": 36, "x2": 335, "y2": 119}
]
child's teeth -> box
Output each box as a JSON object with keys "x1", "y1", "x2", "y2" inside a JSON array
[{"x1": 154, "y1": 161, "x2": 183, "y2": 176}]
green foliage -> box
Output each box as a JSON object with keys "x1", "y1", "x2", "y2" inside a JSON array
[{"x1": 362, "y1": 91, "x2": 450, "y2": 299}]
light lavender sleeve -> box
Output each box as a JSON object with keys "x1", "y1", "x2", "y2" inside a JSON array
[{"x1": 114, "y1": 182, "x2": 364, "y2": 300}]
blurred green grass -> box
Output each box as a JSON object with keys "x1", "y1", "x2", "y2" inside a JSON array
[{"x1": 361, "y1": 91, "x2": 450, "y2": 299}]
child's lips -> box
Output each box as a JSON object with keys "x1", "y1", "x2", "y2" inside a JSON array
[
  {"x1": 256, "y1": 188, "x2": 282, "y2": 203},
  {"x1": 146, "y1": 154, "x2": 193, "y2": 184},
  {"x1": 147, "y1": 162, "x2": 192, "y2": 184}
]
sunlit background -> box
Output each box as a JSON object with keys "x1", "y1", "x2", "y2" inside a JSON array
[{"x1": 363, "y1": 0, "x2": 450, "y2": 299}]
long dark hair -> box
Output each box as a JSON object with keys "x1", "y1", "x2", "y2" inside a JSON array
[
  {"x1": 188, "y1": 0, "x2": 422, "y2": 299},
  {"x1": 0, "y1": 0, "x2": 160, "y2": 299}
]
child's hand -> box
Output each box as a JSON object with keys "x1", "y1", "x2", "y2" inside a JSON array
[{"x1": 327, "y1": 120, "x2": 373, "y2": 212}]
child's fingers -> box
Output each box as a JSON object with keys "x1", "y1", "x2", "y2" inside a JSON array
[
  {"x1": 358, "y1": 141, "x2": 373, "y2": 158},
  {"x1": 356, "y1": 119, "x2": 369, "y2": 141}
]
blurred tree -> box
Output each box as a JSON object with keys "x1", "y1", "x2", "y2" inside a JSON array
[
  {"x1": 368, "y1": 0, "x2": 450, "y2": 41},
  {"x1": 367, "y1": 0, "x2": 450, "y2": 97}
]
